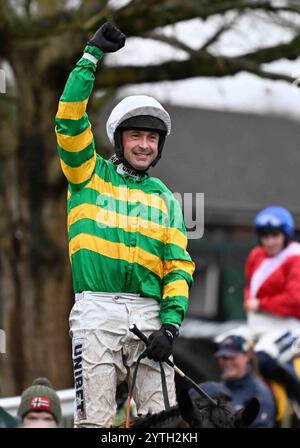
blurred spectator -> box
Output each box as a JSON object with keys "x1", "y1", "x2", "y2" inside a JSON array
[
  {"x1": 244, "y1": 205, "x2": 300, "y2": 335},
  {"x1": 214, "y1": 335, "x2": 276, "y2": 428},
  {"x1": 244, "y1": 206, "x2": 300, "y2": 410},
  {"x1": 17, "y1": 377, "x2": 62, "y2": 428},
  {"x1": 189, "y1": 380, "x2": 232, "y2": 403}
]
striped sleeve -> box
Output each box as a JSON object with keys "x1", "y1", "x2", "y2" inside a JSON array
[
  {"x1": 55, "y1": 45, "x2": 104, "y2": 187},
  {"x1": 161, "y1": 196, "x2": 195, "y2": 328}
]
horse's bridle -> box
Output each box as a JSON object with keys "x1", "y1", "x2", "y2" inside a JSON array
[{"x1": 125, "y1": 346, "x2": 171, "y2": 427}]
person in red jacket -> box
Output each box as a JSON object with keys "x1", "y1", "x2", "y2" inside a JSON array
[
  {"x1": 244, "y1": 206, "x2": 300, "y2": 332},
  {"x1": 244, "y1": 206, "x2": 300, "y2": 411}
]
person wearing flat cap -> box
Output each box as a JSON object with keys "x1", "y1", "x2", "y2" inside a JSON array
[{"x1": 214, "y1": 335, "x2": 276, "y2": 428}]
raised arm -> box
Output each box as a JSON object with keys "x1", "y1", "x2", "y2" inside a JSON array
[{"x1": 55, "y1": 22, "x2": 126, "y2": 188}]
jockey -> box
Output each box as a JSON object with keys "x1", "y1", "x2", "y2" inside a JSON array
[
  {"x1": 244, "y1": 205, "x2": 300, "y2": 330},
  {"x1": 244, "y1": 206, "x2": 300, "y2": 418},
  {"x1": 55, "y1": 22, "x2": 194, "y2": 427}
]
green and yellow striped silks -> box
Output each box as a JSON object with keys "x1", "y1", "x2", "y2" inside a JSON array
[{"x1": 55, "y1": 45, "x2": 195, "y2": 327}]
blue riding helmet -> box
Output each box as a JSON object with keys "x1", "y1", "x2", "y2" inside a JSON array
[{"x1": 255, "y1": 206, "x2": 295, "y2": 238}]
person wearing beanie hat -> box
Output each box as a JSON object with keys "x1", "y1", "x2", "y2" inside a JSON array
[
  {"x1": 18, "y1": 378, "x2": 62, "y2": 428},
  {"x1": 55, "y1": 21, "x2": 194, "y2": 427}
]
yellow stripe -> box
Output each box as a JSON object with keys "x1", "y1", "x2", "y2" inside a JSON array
[
  {"x1": 86, "y1": 174, "x2": 169, "y2": 217},
  {"x1": 67, "y1": 203, "x2": 188, "y2": 252},
  {"x1": 168, "y1": 228, "x2": 187, "y2": 251},
  {"x1": 56, "y1": 125, "x2": 93, "y2": 153},
  {"x1": 60, "y1": 152, "x2": 96, "y2": 184},
  {"x1": 67, "y1": 190, "x2": 71, "y2": 200},
  {"x1": 293, "y1": 357, "x2": 300, "y2": 376},
  {"x1": 69, "y1": 233, "x2": 163, "y2": 278},
  {"x1": 164, "y1": 259, "x2": 195, "y2": 278},
  {"x1": 56, "y1": 99, "x2": 88, "y2": 120},
  {"x1": 68, "y1": 203, "x2": 164, "y2": 239},
  {"x1": 269, "y1": 381, "x2": 288, "y2": 422},
  {"x1": 163, "y1": 279, "x2": 188, "y2": 299}
]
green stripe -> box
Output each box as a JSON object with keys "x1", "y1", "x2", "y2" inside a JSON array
[
  {"x1": 71, "y1": 249, "x2": 128, "y2": 293},
  {"x1": 61, "y1": 68, "x2": 93, "y2": 102},
  {"x1": 160, "y1": 295, "x2": 189, "y2": 327},
  {"x1": 58, "y1": 142, "x2": 95, "y2": 168},
  {"x1": 71, "y1": 249, "x2": 162, "y2": 295},
  {"x1": 69, "y1": 218, "x2": 164, "y2": 258},
  {"x1": 92, "y1": 164, "x2": 171, "y2": 203},
  {"x1": 165, "y1": 243, "x2": 191, "y2": 262},
  {"x1": 68, "y1": 188, "x2": 168, "y2": 226},
  {"x1": 164, "y1": 197, "x2": 187, "y2": 231},
  {"x1": 163, "y1": 270, "x2": 193, "y2": 286},
  {"x1": 68, "y1": 178, "x2": 91, "y2": 191},
  {"x1": 55, "y1": 114, "x2": 90, "y2": 136},
  {"x1": 60, "y1": 50, "x2": 100, "y2": 102}
]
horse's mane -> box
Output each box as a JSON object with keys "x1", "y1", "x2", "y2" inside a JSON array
[
  {"x1": 127, "y1": 397, "x2": 235, "y2": 428},
  {"x1": 118, "y1": 390, "x2": 260, "y2": 428},
  {"x1": 193, "y1": 398, "x2": 236, "y2": 428},
  {"x1": 129, "y1": 406, "x2": 185, "y2": 428}
]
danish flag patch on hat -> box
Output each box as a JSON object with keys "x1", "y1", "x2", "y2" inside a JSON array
[{"x1": 30, "y1": 396, "x2": 51, "y2": 411}]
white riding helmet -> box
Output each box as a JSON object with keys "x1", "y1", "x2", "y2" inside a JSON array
[{"x1": 106, "y1": 95, "x2": 171, "y2": 167}]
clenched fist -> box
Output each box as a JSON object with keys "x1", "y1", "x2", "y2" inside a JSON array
[
  {"x1": 145, "y1": 324, "x2": 178, "y2": 362},
  {"x1": 88, "y1": 21, "x2": 126, "y2": 53}
]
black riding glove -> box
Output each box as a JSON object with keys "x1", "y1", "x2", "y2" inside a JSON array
[
  {"x1": 146, "y1": 324, "x2": 178, "y2": 362},
  {"x1": 88, "y1": 21, "x2": 126, "y2": 53}
]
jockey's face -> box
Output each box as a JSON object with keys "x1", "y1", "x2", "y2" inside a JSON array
[
  {"x1": 217, "y1": 353, "x2": 250, "y2": 380},
  {"x1": 122, "y1": 129, "x2": 159, "y2": 170},
  {"x1": 260, "y1": 231, "x2": 285, "y2": 257}
]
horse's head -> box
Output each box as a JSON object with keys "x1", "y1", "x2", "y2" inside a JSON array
[{"x1": 178, "y1": 389, "x2": 260, "y2": 428}]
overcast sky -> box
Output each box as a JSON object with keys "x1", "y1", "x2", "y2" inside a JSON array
[{"x1": 104, "y1": 8, "x2": 300, "y2": 121}]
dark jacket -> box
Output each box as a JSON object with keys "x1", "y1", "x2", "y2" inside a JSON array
[{"x1": 225, "y1": 371, "x2": 276, "y2": 428}]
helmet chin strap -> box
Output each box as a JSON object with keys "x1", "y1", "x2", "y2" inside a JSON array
[
  {"x1": 109, "y1": 154, "x2": 150, "y2": 178},
  {"x1": 123, "y1": 155, "x2": 150, "y2": 174}
]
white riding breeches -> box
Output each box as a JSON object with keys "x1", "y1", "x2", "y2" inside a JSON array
[{"x1": 69, "y1": 292, "x2": 176, "y2": 427}]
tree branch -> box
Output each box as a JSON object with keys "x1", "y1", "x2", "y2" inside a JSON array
[
  {"x1": 244, "y1": 33, "x2": 300, "y2": 64},
  {"x1": 138, "y1": 12, "x2": 241, "y2": 56},
  {"x1": 199, "y1": 12, "x2": 240, "y2": 51},
  {"x1": 5, "y1": 0, "x2": 300, "y2": 41},
  {"x1": 115, "y1": 0, "x2": 300, "y2": 36},
  {"x1": 141, "y1": 32, "x2": 195, "y2": 55}
]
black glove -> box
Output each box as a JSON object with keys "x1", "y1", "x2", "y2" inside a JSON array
[
  {"x1": 146, "y1": 324, "x2": 178, "y2": 362},
  {"x1": 88, "y1": 21, "x2": 126, "y2": 53}
]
